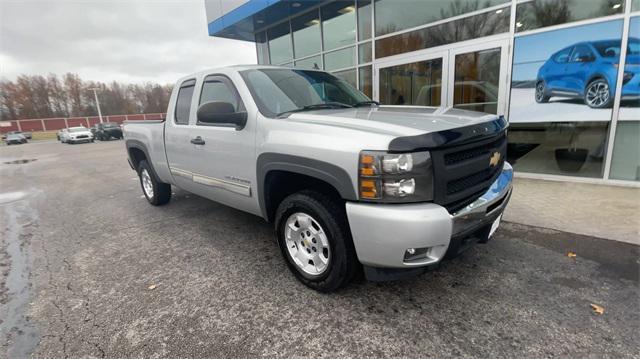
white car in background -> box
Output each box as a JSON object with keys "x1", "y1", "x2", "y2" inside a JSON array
[{"x1": 60, "y1": 126, "x2": 94, "y2": 144}]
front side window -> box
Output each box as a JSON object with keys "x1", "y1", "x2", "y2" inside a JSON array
[
  {"x1": 199, "y1": 76, "x2": 239, "y2": 110},
  {"x1": 553, "y1": 47, "x2": 572, "y2": 63},
  {"x1": 240, "y1": 69, "x2": 369, "y2": 117},
  {"x1": 175, "y1": 79, "x2": 195, "y2": 125},
  {"x1": 570, "y1": 45, "x2": 595, "y2": 62}
]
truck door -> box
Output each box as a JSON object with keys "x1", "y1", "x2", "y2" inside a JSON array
[
  {"x1": 183, "y1": 74, "x2": 260, "y2": 216},
  {"x1": 164, "y1": 78, "x2": 203, "y2": 194}
]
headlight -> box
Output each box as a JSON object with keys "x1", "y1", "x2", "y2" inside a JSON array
[{"x1": 359, "y1": 151, "x2": 433, "y2": 203}]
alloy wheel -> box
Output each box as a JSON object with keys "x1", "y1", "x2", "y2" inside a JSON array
[
  {"x1": 284, "y1": 212, "x2": 330, "y2": 276},
  {"x1": 586, "y1": 80, "x2": 610, "y2": 108}
]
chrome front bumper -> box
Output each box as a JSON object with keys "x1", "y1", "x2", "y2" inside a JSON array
[{"x1": 346, "y1": 162, "x2": 513, "y2": 268}]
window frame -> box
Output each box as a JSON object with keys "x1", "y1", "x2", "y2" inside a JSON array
[{"x1": 174, "y1": 78, "x2": 196, "y2": 126}]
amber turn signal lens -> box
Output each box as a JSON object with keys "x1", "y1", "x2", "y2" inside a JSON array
[{"x1": 360, "y1": 179, "x2": 378, "y2": 199}]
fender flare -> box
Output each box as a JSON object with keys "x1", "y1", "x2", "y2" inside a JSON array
[
  {"x1": 256, "y1": 153, "x2": 357, "y2": 220},
  {"x1": 125, "y1": 139, "x2": 152, "y2": 170}
]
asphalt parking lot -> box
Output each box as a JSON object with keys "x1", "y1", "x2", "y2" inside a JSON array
[{"x1": 1, "y1": 140, "x2": 639, "y2": 358}]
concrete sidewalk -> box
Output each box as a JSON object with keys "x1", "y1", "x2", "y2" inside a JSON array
[{"x1": 503, "y1": 177, "x2": 640, "y2": 245}]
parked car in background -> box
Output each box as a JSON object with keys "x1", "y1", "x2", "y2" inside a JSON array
[
  {"x1": 92, "y1": 122, "x2": 123, "y2": 141},
  {"x1": 124, "y1": 66, "x2": 512, "y2": 292},
  {"x1": 5, "y1": 133, "x2": 28, "y2": 145},
  {"x1": 536, "y1": 38, "x2": 640, "y2": 108},
  {"x1": 60, "y1": 126, "x2": 94, "y2": 144},
  {"x1": 57, "y1": 128, "x2": 67, "y2": 141},
  {"x1": 2, "y1": 130, "x2": 32, "y2": 140}
]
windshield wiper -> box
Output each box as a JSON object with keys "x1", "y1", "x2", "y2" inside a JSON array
[
  {"x1": 353, "y1": 100, "x2": 380, "y2": 107},
  {"x1": 276, "y1": 102, "x2": 353, "y2": 118}
]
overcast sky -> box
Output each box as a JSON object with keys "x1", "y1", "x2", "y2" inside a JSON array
[{"x1": 0, "y1": 0, "x2": 256, "y2": 84}]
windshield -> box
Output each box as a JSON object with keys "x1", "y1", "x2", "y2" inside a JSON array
[
  {"x1": 593, "y1": 39, "x2": 640, "y2": 57},
  {"x1": 103, "y1": 123, "x2": 118, "y2": 128},
  {"x1": 240, "y1": 68, "x2": 370, "y2": 117},
  {"x1": 69, "y1": 127, "x2": 87, "y2": 133}
]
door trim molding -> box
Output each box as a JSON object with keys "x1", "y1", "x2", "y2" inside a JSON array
[{"x1": 170, "y1": 167, "x2": 251, "y2": 197}]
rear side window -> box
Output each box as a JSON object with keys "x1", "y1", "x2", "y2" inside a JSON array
[
  {"x1": 199, "y1": 75, "x2": 241, "y2": 111},
  {"x1": 175, "y1": 79, "x2": 196, "y2": 125}
]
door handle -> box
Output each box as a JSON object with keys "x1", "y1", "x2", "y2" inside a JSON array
[{"x1": 190, "y1": 136, "x2": 205, "y2": 145}]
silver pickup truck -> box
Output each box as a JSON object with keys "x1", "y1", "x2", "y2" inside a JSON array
[{"x1": 124, "y1": 65, "x2": 513, "y2": 292}]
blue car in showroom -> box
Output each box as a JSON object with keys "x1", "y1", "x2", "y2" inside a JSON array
[{"x1": 536, "y1": 38, "x2": 640, "y2": 108}]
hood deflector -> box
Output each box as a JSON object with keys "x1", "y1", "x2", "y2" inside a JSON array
[{"x1": 388, "y1": 116, "x2": 508, "y2": 152}]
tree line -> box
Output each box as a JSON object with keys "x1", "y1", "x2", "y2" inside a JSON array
[{"x1": 0, "y1": 73, "x2": 173, "y2": 121}]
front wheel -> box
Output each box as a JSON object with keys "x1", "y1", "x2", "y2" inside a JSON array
[
  {"x1": 275, "y1": 190, "x2": 358, "y2": 292},
  {"x1": 585, "y1": 78, "x2": 613, "y2": 109},
  {"x1": 137, "y1": 160, "x2": 171, "y2": 206}
]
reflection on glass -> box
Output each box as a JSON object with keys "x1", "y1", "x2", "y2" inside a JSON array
[
  {"x1": 507, "y1": 122, "x2": 609, "y2": 178},
  {"x1": 379, "y1": 58, "x2": 443, "y2": 106},
  {"x1": 255, "y1": 32, "x2": 269, "y2": 65},
  {"x1": 358, "y1": 42, "x2": 372, "y2": 63},
  {"x1": 334, "y1": 68, "x2": 358, "y2": 89},
  {"x1": 509, "y1": 20, "x2": 623, "y2": 123},
  {"x1": 515, "y1": 0, "x2": 624, "y2": 32},
  {"x1": 634, "y1": 0, "x2": 640, "y2": 11},
  {"x1": 454, "y1": 48, "x2": 501, "y2": 114},
  {"x1": 609, "y1": 121, "x2": 640, "y2": 181},
  {"x1": 292, "y1": 10, "x2": 321, "y2": 59},
  {"x1": 619, "y1": 17, "x2": 640, "y2": 120},
  {"x1": 359, "y1": 65, "x2": 373, "y2": 98},
  {"x1": 322, "y1": 1, "x2": 357, "y2": 51},
  {"x1": 375, "y1": 0, "x2": 508, "y2": 36},
  {"x1": 295, "y1": 55, "x2": 322, "y2": 70},
  {"x1": 268, "y1": 22, "x2": 292, "y2": 65},
  {"x1": 357, "y1": 0, "x2": 372, "y2": 40},
  {"x1": 324, "y1": 46, "x2": 356, "y2": 71},
  {"x1": 376, "y1": 8, "x2": 509, "y2": 58}
]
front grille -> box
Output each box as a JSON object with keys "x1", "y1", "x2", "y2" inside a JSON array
[
  {"x1": 431, "y1": 131, "x2": 507, "y2": 213},
  {"x1": 76, "y1": 135, "x2": 89, "y2": 139}
]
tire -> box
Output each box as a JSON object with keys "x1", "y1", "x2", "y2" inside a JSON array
[
  {"x1": 137, "y1": 160, "x2": 171, "y2": 206},
  {"x1": 275, "y1": 190, "x2": 358, "y2": 292},
  {"x1": 535, "y1": 81, "x2": 550, "y2": 103},
  {"x1": 584, "y1": 78, "x2": 613, "y2": 109}
]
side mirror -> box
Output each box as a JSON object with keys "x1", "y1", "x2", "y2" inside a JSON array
[{"x1": 197, "y1": 101, "x2": 247, "y2": 130}]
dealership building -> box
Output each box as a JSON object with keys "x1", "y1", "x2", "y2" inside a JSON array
[{"x1": 205, "y1": 0, "x2": 640, "y2": 185}]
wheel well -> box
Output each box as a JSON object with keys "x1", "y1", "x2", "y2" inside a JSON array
[
  {"x1": 128, "y1": 147, "x2": 147, "y2": 170},
  {"x1": 264, "y1": 170, "x2": 344, "y2": 223}
]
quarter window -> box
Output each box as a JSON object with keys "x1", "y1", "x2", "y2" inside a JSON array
[{"x1": 175, "y1": 79, "x2": 195, "y2": 125}]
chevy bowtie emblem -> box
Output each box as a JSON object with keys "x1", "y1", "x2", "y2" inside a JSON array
[{"x1": 489, "y1": 152, "x2": 501, "y2": 167}]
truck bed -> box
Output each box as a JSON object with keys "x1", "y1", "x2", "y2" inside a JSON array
[{"x1": 123, "y1": 120, "x2": 172, "y2": 183}]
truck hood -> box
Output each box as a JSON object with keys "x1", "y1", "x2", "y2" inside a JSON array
[{"x1": 286, "y1": 106, "x2": 500, "y2": 138}]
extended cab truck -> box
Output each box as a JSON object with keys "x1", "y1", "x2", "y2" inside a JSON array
[{"x1": 124, "y1": 66, "x2": 513, "y2": 292}]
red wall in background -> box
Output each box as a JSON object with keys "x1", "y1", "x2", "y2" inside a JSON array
[
  {"x1": 67, "y1": 117, "x2": 88, "y2": 127},
  {"x1": 0, "y1": 121, "x2": 20, "y2": 133},
  {"x1": 19, "y1": 120, "x2": 44, "y2": 132},
  {"x1": 0, "y1": 113, "x2": 166, "y2": 133}
]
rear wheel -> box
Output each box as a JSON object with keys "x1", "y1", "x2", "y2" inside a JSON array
[
  {"x1": 535, "y1": 81, "x2": 550, "y2": 103},
  {"x1": 275, "y1": 190, "x2": 358, "y2": 292},
  {"x1": 138, "y1": 160, "x2": 171, "y2": 206}
]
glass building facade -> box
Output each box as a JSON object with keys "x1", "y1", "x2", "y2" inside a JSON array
[{"x1": 206, "y1": 0, "x2": 639, "y2": 184}]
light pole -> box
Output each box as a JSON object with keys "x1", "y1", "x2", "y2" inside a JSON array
[{"x1": 88, "y1": 87, "x2": 104, "y2": 123}]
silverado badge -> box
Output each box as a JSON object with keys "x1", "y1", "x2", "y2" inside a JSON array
[{"x1": 489, "y1": 151, "x2": 501, "y2": 167}]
